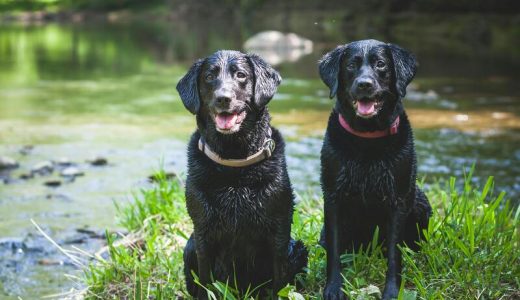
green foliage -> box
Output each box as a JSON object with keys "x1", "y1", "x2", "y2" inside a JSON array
[
  {"x1": 0, "y1": 0, "x2": 162, "y2": 11},
  {"x1": 0, "y1": 0, "x2": 59, "y2": 12},
  {"x1": 85, "y1": 170, "x2": 191, "y2": 299},
  {"x1": 401, "y1": 172, "x2": 520, "y2": 299},
  {"x1": 83, "y1": 170, "x2": 519, "y2": 299}
]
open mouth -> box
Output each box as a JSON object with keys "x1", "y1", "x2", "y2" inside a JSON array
[
  {"x1": 214, "y1": 111, "x2": 246, "y2": 132},
  {"x1": 352, "y1": 98, "x2": 383, "y2": 118}
]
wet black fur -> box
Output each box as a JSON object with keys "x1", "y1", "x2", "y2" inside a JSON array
[
  {"x1": 318, "y1": 40, "x2": 432, "y2": 300},
  {"x1": 176, "y1": 50, "x2": 308, "y2": 299}
]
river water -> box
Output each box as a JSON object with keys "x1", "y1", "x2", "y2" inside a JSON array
[{"x1": 0, "y1": 10, "x2": 519, "y2": 299}]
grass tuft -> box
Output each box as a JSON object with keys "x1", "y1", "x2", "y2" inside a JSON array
[{"x1": 82, "y1": 169, "x2": 519, "y2": 299}]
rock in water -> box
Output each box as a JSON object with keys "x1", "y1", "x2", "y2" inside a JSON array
[
  {"x1": 31, "y1": 161, "x2": 54, "y2": 175},
  {"x1": 19, "y1": 145, "x2": 34, "y2": 155},
  {"x1": 60, "y1": 167, "x2": 84, "y2": 177},
  {"x1": 44, "y1": 180, "x2": 61, "y2": 187},
  {"x1": 88, "y1": 156, "x2": 108, "y2": 166},
  {"x1": 0, "y1": 156, "x2": 19, "y2": 170},
  {"x1": 56, "y1": 157, "x2": 73, "y2": 167},
  {"x1": 0, "y1": 237, "x2": 25, "y2": 251},
  {"x1": 243, "y1": 31, "x2": 313, "y2": 65},
  {"x1": 19, "y1": 173, "x2": 33, "y2": 180}
]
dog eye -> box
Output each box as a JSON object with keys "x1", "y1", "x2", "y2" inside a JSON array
[
  {"x1": 346, "y1": 63, "x2": 356, "y2": 70},
  {"x1": 205, "y1": 74, "x2": 215, "y2": 81},
  {"x1": 376, "y1": 60, "x2": 386, "y2": 68},
  {"x1": 236, "y1": 71, "x2": 246, "y2": 79}
]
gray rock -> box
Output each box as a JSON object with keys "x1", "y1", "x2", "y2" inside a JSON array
[
  {"x1": 19, "y1": 145, "x2": 34, "y2": 155},
  {"x1": 243, "y1": 31, "x2": 313, "y2": 65},
  {"x1": 88, "y1": 156, "x2": 108, "y2": 166},
  {"x1": 44, "y1": 180, "x2": 61, "y2": 187},
  {"x1": 55, "y1": 157, "x2": 73, "y2": 166},
  {"x1": 60, "y1": 167, "x2": 84, "y2": 177},
  {"x1": 19, "y1": 173, "x2": 33, "y2": 180},
  {"x1": 0, "y1": 156, "x2": 19, "y2": 170},
  {"x1": 45, "y1": 193, "x2": 73, "y2": 202},
  {"x1": 31, "y1": 161, "x2": 54, "y2": 175},
  {"x1": 0, "y1": 237, "x2": 25, "y2": 251},
  {"x1": 406, "y1": 89, "x2": 439, "y2": 102}
]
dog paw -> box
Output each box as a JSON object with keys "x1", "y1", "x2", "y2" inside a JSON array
[{"x1": 323, "y1": 283, "x2": 348, "y2": 300}]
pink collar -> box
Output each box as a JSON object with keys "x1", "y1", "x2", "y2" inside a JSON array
[{"x1": 338, "y1": 113, "x2": 400, "y2": 138}]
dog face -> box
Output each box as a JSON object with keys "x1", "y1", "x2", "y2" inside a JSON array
[
  {"x1": 177, "y1": 50, "x2": 281, "y2": 134},
  {"x1": 319, "y1": 39, "x2": 417, "y2": 120}
]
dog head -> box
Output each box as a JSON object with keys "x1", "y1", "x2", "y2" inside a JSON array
[
  {"x1": 319, "y1": 39, "x2": 417, "y2": 121},
  {"x1": 176, "y1": 50, "x2": 281, "y2": 134}
]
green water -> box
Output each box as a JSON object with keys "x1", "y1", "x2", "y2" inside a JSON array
[{"x1": 0, "y1": 12, "x2": 519, "y2": 298}]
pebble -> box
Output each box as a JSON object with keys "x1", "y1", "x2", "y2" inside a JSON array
[
  {"x1": 55, "y1": 157, "x2": 73, "y2": 166},
  {"x1": 19, "y1": 145, "x2": 34, "y2": 155},
  {"x1": 60, "y1": 167, "x2": 84, "y2": 177},
  {"x1": 19, "y1": 173, "x2": 33, "y2": 180},
  {"x1": 0, "y1": 156, "x2": 19, "y2": 170},
  {"x1": 31, "y1": 161, "x2": 54, "y2": 175},
  {"x1": 88, "y1": 156, "x2": 108, "y2": 166},
  {"x1": 45, "y1": 194, "x2": 73, "y2": 202},
  {"x1": 44, "y1": 180, "x2": 61, "y2": 187}
]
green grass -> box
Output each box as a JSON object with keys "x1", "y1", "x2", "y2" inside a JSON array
[{"x1": 82, "y1": 169, "x2": 519, "y2": 299}]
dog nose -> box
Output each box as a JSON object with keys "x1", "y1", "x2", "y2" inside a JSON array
[
  {"x1": 215, "y1": 87, "x2": 233, "y2": 106},
  {"x1": 216, "y1": 96, "x2": 231, "y2": 105},
  {"x1": 357, "y1": 78, "x2": 374, "y2": 90}
]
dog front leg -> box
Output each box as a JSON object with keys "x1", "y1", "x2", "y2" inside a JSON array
[
  {"x1": 323, "y1": 198, "x2": 347, "y2": 300},
  {"x1": 382, "y1": 209, "x2": 406, "y2": 300},
  {"x1": 194, "y1": 231, "x2": 212, "y2": 300},
  {"x1": 272, "y1": 218, "x2": 290, "y2": 298}
]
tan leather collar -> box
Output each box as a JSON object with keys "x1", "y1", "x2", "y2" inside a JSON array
[{"x1": 198, "y1": 129, "x2": 275, "y2": 168}]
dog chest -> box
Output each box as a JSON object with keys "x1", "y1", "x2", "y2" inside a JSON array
[
  {"x1": 191, "y1": 184, "x2": 282, "y2": 234},
  {"x1": 333, "y1": 153, "x2": 414, "y2": 206}
]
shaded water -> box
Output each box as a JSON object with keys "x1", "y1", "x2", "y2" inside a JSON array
[{"x1": 0, "y1": 10, "x2": 519, "y2": 298}]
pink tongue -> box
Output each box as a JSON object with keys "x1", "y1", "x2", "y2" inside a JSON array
[
  {"x1": 215, "y1": 113, "x2": 238, "y2": 130},
  {"x1": 357, "y1": 101, "x2": 375, "y2": 115}
]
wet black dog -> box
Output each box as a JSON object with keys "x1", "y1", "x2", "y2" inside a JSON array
[
  {"x1": 176, "y1": 50, "x2": 307, "y2": 299},
  {"x1": 318, "y1": 40, "x2": 432, "y2": 300}
]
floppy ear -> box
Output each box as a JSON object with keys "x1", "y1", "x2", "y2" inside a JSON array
[
  {"x1": 176, "y1": 59, "x2": 203, "y2": 114},
  {"x1": 318, "y1": 45, "x2": 346, "y2": 99},
  {"x1": 247, "y1": 54, "x2": 282, "y2": 107},
  {"x1": 387, "y1": 43, "x2": 417, "y2": 99}
]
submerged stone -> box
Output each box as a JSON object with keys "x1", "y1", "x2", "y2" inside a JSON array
[
  {"x1": 55, "y1": 157, "x2": 73, "y2": 167},
  {"x1": 31, "y1": 161, "x2": 54, "y2": 175},
  {"x1": 60, "y1": 167, "x2": 84, "y2": 177},
  {"x1": 88, "y1": 156, "x2": 108, "y2": 166},
  {"x1": 44, "y1": 180, "x2": 61, "y2": 187},
  {"x1": 0, "y1": 156, "x2": 19, "y2": 170}
]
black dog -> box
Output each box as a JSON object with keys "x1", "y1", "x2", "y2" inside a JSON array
[
  {"x1": 177, "y1": 50, "x2": 307, "y2": 299},
  {"x1": 318, "y1": 40, "x2": 432, "y2": 300}
]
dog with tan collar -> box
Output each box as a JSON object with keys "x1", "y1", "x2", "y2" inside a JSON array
[{"x1": 177, "y1": 50, "x2": 308, "y2": 299}]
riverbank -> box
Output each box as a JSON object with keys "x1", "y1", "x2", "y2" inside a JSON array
[{"x1": 68, "y1": 169, "x2": 518, "y2": 299}]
